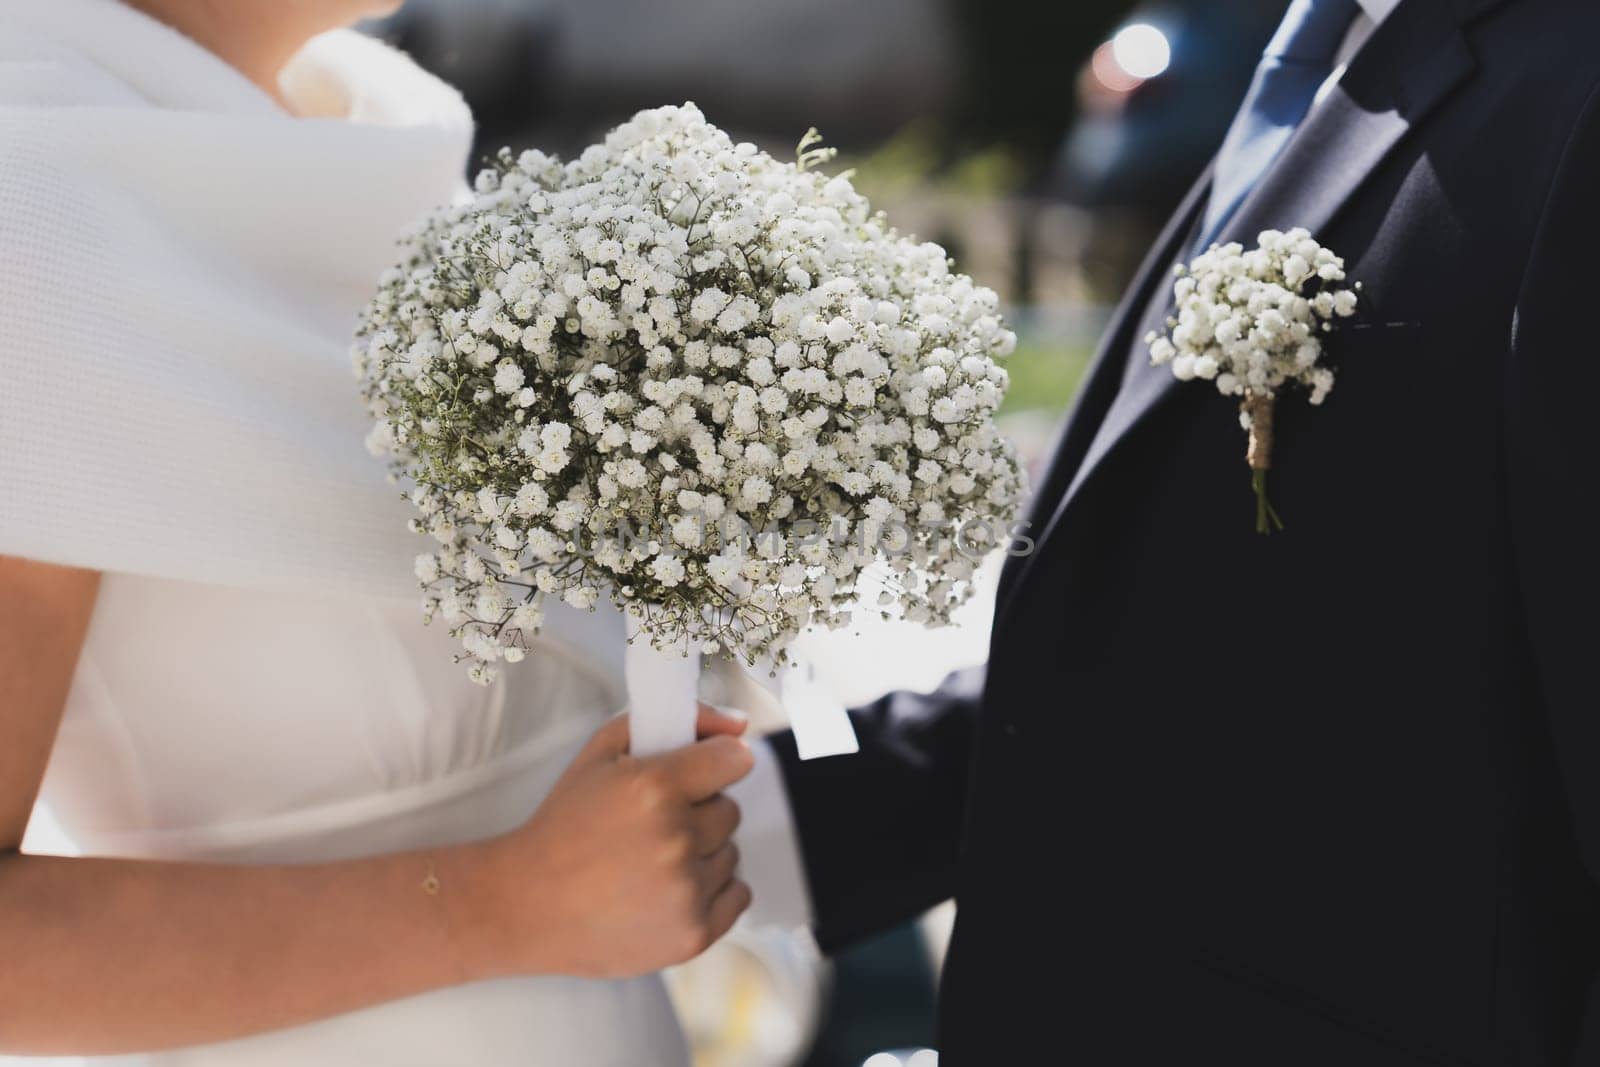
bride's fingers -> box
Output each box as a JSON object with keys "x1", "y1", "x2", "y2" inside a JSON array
[
  {"x1": 694, "y1": 703, "x2": 749, "y2": 739},
  {"x1": 698, "y1": 842, "x2": 741, "y2": 895},
  {"x1": 690, "y1": 795, "x2": 741, "y2": 855},
  {"x1": 703, "y1": 877, "x2": 754, "y2": 946},
  {"x1": 652, "y1": 735, "x2": 755, "y2": 802},
  {"x1": 579, "y1": 714, "x2": 633, "y2": 762}
]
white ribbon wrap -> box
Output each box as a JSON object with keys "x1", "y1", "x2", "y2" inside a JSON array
[
  {"x1": 779, "y1": 660, "x2": 860, "y2": 760},
  {"x1": 623, "y1": 616, "x2": 701, "y2": 756}
]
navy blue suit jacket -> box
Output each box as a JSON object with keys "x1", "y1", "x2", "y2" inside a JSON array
[{"x1": 773, "y1": 0, "x2": 1600, "y2": 1062}]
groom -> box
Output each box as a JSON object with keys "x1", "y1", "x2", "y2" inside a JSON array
[{"x1": 768, "y1": 0, "x2": 1600, "y2": 1061}]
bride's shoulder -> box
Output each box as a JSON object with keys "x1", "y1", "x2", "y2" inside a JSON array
[
  {"x1": 0, "y1": 32, "x2": 145, "y2": 288},
  {"x1": 0, "y1": 21, "x2": 149, "y2": 111}
]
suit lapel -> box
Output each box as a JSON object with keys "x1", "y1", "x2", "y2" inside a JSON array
[
  {"x1": 1001, "y1": 0, "x2": 1479, "y2": 608},
  {"x1": 995, "y1": 167, "x2": 1212, "y2": 613}
]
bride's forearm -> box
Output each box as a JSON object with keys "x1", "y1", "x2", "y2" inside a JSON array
[
  {"x1": 0, "y1": 841, "x2": 504, "y2": 1056},
  {"x1": 0, "y1": 709, "x2": 757, "y2": 1056}
]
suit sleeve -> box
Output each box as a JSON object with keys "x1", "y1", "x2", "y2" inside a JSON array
[
  {"x1": 766, "y1": 666, "x2": 984, "y2": 952},
  {"x1": 1504, "y1": 78, "x2": 1600, "y2": 1064}
]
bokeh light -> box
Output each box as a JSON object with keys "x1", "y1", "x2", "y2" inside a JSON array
[
  {"x1": 1112, "y1": 23, "x2": 1172, "y2": 80},
  {"x1": 1089, "y1": 41, "x2": 1144, "y2": 94}
]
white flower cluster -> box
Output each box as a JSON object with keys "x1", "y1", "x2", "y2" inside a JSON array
[
  {"x1": 357, "y1": 103, "x2": 1024, "y2": 683},
  {"x1": 1147, "y1": 228, "x2": 1358, "y2": 406}
]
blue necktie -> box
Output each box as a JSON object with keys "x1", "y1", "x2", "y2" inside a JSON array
[{"x1": 1198, "y1": 0, "x2": 1362, "y2": 247}]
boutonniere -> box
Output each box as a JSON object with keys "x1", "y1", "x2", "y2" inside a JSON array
[{"x1": 1146, "y1": 228, "x2": 1358, "y2": 534}]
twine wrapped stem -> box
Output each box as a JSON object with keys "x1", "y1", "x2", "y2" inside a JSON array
[{"x1": 1241, "y1": 392, "x2": 1284, "y2": 534}]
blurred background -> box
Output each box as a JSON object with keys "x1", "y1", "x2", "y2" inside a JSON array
[{"x1": 18, "y1": 1, "x2": 1285, "y2": 1064}]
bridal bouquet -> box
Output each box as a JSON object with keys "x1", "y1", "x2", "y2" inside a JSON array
[{"x1": 357, "y1": 103, "x2": 1023, "y2": 752}]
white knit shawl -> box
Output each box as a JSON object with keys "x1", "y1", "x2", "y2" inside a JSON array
[{"x1": 0, "y1": 0, "x2": 473, "y2": 600}]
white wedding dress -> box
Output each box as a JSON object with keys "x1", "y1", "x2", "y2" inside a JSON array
[
  {"x1": 0, "y1": 2, "x2": 804, "y2": 1063},
  {"x1": 41, "y1": 579, "x2": 694, "y2": 1067}
]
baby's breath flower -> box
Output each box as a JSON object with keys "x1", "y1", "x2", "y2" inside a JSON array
[{"x1": 358, "y1": 103, "x2": 1025, "y2": 678}]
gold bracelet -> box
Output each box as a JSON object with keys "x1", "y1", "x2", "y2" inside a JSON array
[{"x1": 417, "y1": 855, "x2": 472, "y2": 984}]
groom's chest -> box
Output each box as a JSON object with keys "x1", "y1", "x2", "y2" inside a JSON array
[
  {"x1": 1111, "y1": 122, "x2": 1523, "y2": 410},
  {"x1": 1074, "y1": 53, "x2": 1558, "y2": 510},
  {"x1": 997, "y1": 44, "x2": 1569, "y2": 653}
]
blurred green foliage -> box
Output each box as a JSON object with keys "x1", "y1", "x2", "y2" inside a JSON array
[
  {"x1": 846, "y1": 119, "x2": 1026, "y2": 202},
  {"x1": 999, "y1": 340, "x2": 1093, "y2": 415}
]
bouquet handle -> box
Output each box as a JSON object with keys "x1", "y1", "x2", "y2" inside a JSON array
[{"x1": 624, "y1": 616, "x2": 700, "y2": 756}]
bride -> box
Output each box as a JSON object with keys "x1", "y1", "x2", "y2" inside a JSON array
[{"x1": 0, "y1": 0, "x2": 806, "y2": 1063}]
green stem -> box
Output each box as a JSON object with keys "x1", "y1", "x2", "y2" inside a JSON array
[{"x1": 1252, "y1": 469, "x2": 1284, "y2": 535}]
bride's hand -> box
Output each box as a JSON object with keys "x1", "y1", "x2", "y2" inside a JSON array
[{"x1": 470, "y1": 705, "x2": 755, "y2": 979}]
